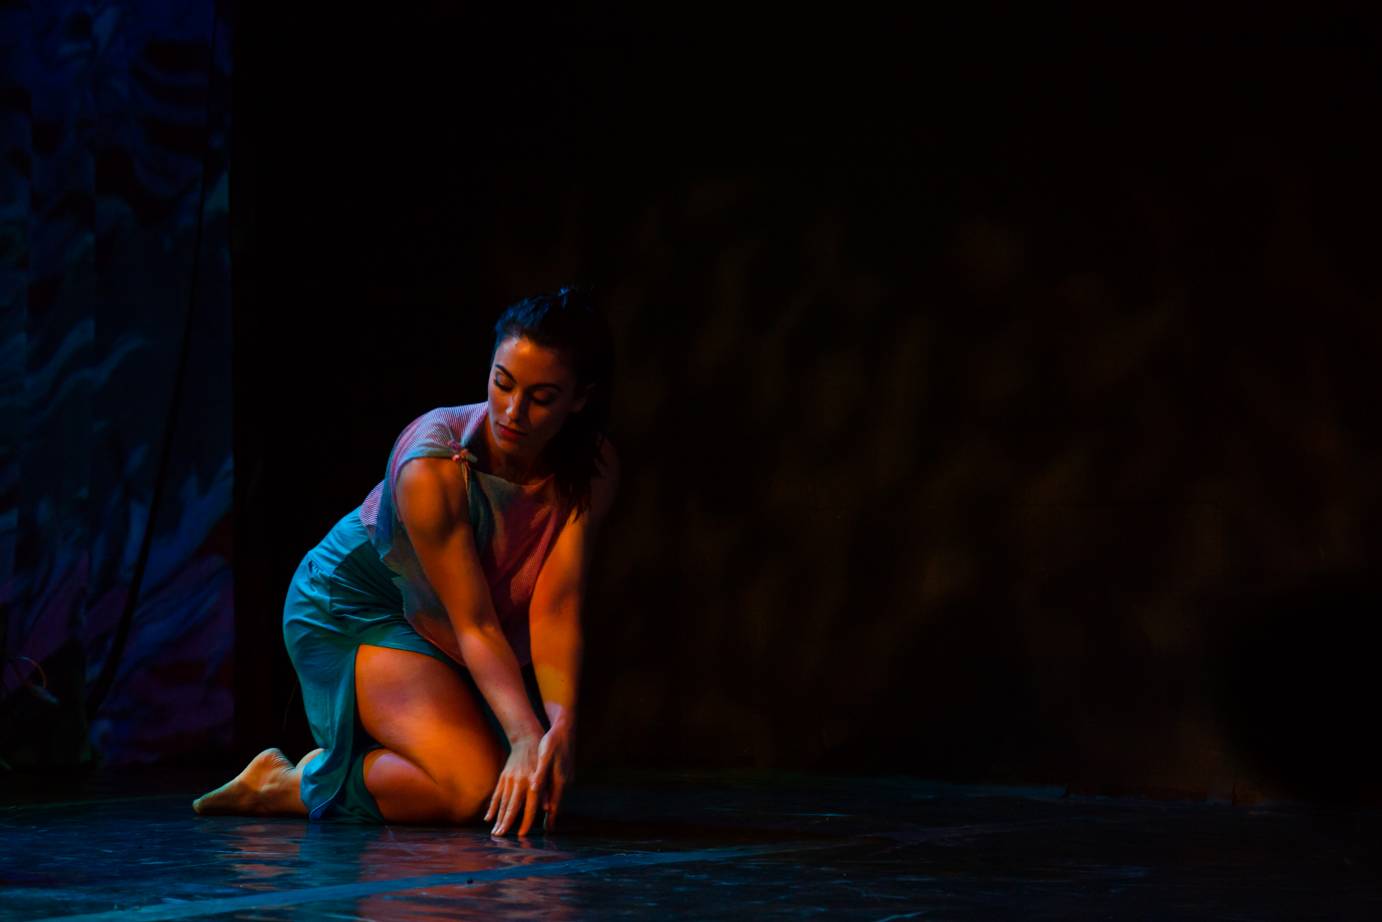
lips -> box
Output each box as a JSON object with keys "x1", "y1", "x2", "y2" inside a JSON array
[{"x1": 497, "y1": 421, "x2": 526, "y2": 438}]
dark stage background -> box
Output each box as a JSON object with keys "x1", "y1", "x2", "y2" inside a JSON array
[
  {"x1": 6, "y1": 7, "x2": 1379, "y2": 807},
  {"x1": 235, "y1": 9, "x2": 1380, "y2": 803}
]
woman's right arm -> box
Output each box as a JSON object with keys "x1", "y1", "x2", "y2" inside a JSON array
[{"x1": 394, "y1": 457, "x2": 545, "y2": 749}]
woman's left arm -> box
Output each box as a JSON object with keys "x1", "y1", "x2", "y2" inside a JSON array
[{"x1": 527, "y1": 438, "x2": 619, "y2": 823}]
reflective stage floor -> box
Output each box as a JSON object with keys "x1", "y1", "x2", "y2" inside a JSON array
[{"x1": 2, "y1": 768, "x2": 1378, "y2": 920}]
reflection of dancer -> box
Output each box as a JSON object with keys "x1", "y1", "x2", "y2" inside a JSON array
[
  {"x1": 196, "y1": 289, "x2": 619, "y2": 837},
  {"x1": 218, "y1": 819, "x2": 580, "y2": 920}
]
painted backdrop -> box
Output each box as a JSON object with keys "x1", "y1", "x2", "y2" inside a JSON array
[{"x1": 0, "y1": 0, "x2": 233, "y2": 768}]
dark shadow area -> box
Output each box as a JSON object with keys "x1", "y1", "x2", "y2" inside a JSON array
[
  {"x1": 1207, "y1": 571, "x2": 1382, "y2": 806},
  {"x1": 220, "y1": 7, "x2": 1382, "y2": 804},
  {"x1": 8, "y1": 7, "x2": 1382, "y2": 921}
]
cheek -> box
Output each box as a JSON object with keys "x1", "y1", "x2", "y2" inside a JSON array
[{"x1": 535, "y1": 405, "x2": 565, "y2": 434}]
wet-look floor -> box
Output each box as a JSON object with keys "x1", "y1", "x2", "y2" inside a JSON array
[{"x1": 2, "y1": 768, "x2": 1378, "y2": 920}]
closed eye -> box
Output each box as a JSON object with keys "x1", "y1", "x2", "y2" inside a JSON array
[{"x1": 493, "y1": 379, "x2": 555, "y2": 405}]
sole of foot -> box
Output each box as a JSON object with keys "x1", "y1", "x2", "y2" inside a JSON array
[{"x1": 192, "y1": 748, "x2": 297, "y2": 816}]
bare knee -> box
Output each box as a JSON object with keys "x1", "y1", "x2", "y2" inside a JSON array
[
  {"x1": 427, "y1": 735, "x2": 504, "y2": 824},
  {"x1": 436, "y1": 767, "x2": 499, "y2": 824}
]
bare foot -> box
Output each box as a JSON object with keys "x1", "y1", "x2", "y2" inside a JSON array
[{"x1": 192, "y1": 748, "x2": 306, "y2": 817}]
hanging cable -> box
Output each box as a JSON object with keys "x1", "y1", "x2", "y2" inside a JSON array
[{"x1": 86, "y1": 2, "x2": 223, "y2": 719}]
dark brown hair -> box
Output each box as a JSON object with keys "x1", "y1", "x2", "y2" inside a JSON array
[{"x1": 491, "y1": 287, "x2": 615, "y2": 518}]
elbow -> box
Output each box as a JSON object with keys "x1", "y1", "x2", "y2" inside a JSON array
[{"x1": 530, "y1": 594, "x2": 582, "y2": 632}]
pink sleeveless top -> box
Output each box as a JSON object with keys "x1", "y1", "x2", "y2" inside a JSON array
[{"x1": 358, "y1": 403, "x2": 570, "y2": 668}]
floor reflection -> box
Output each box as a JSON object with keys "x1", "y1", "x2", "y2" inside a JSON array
[
  {"x1": 1, "y1": 772, "x2": 1377, "y2": 921},
  {"x1": 212, "y1": 817, "x2": 585, "y2": 919}
]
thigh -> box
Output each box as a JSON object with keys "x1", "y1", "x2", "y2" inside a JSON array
[{"x1": 354, "y1": 645, "x2": 505, "y2": 790}]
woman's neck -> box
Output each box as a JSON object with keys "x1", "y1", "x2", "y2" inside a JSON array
[{"x1": 478, "y1": 426, "x2": 547, "y2": 484}]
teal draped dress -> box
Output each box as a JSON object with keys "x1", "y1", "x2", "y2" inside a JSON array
[{"x1": 282, "y1": 403, "x2": 569, "y2": 821}]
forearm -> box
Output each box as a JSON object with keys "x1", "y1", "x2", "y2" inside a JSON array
[
  {"x1": 456, "y1": 622, "x2": 546, "y2": 745},
  {"x1": 530, "y1": 611, "x2": 583, "y2": 730}
]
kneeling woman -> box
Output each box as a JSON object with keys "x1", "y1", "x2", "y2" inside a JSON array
[{"x1": 195, "y1": 288, "x2": 619, "y2": 837}]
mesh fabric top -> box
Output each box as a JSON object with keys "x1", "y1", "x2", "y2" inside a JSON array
[{"x1": 358, "y1": 403, "x2": 570, "y2": 668}]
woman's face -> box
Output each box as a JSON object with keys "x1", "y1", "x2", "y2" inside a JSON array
[{"x1": 486, "y1": 334, "x2": 589, "y2": 465}]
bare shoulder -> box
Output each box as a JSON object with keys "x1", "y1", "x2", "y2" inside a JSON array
[{"x1": 395, "y1": 456, "x2": 470, "y2": 539}]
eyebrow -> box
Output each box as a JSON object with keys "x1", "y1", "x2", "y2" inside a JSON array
[{"x1": 494, "y1": 364, "x2": 564, "y2": 392}]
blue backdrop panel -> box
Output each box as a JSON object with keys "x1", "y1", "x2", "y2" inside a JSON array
[{"x1": 0, "y1": 0, "x2": 233, "y2": 766}]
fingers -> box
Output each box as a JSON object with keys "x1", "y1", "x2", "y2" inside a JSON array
[
  {"x1": 491, "y1": 778, "x2": 511, "y2": 835},
  {"x1": 517, "y1": 785, "x2": 540, "y2": 837},
  {"x1": 484, "y1": 778, "x2": 503, "y2": 824},
  {"x1": 488, "y1": 775, "x2": 521, "y2": 835},
  {"x1": 502, "y1": 783, "x2": 520, "y2": 835},
  {"x1": 544, "y1": 766, "x2": 566, "y2": 833},
  {"x1": 494, "y1": 772, "x2": 527, "y2": 836},
  {"x1": 544, "y1": 791, "x2": 560, "y2": 833},
  {"x1": 491, "y1": 757, "x2": 565, "y2": 837}
]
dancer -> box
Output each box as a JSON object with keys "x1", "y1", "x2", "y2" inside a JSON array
[{"x1": 194, "y1": 288, "x2": 619, "y2": 837}]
